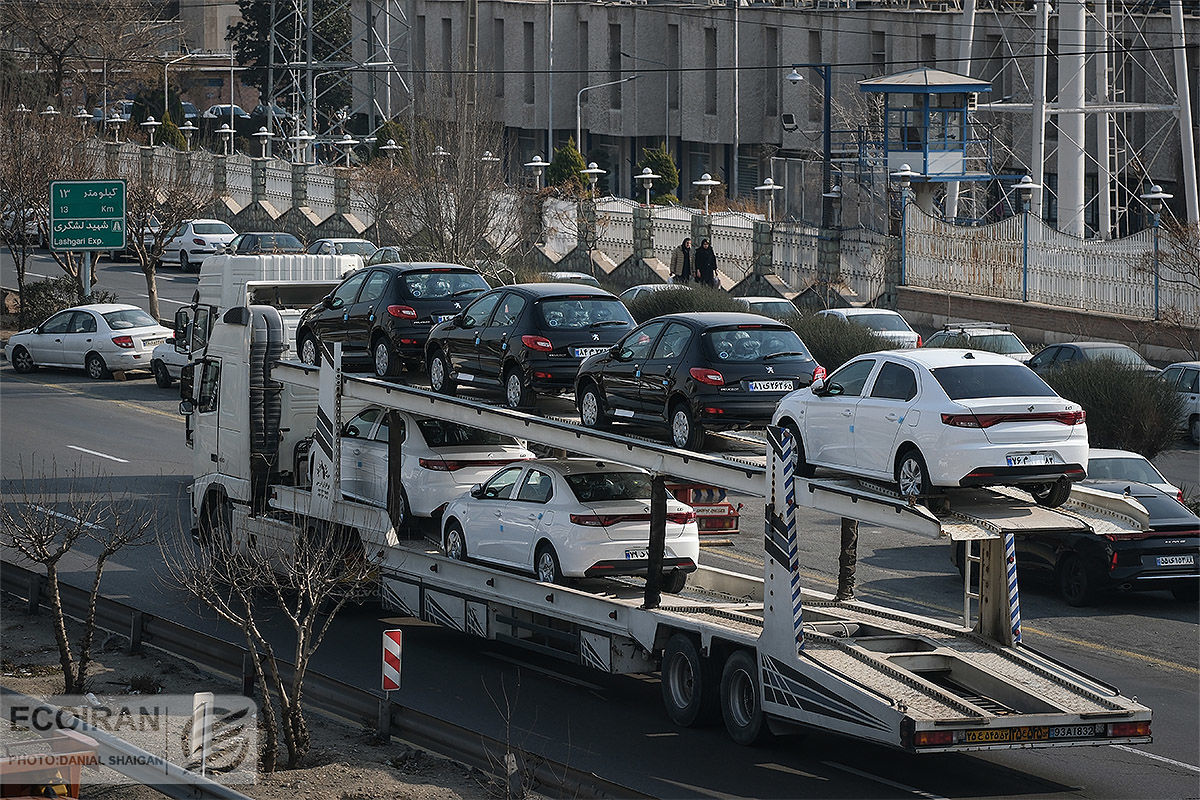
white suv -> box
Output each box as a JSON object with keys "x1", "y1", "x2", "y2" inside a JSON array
[
  {"x1": 772, "y1": 348, "x2": 1089, "y2": 507},
  {"x1": 1160, "y1": 362, "x2": 1200, "y2": 444}
]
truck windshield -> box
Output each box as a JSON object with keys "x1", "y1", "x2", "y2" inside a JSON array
[{"x1": 565, "y1": 472, "x2": 651, "y2": 502}]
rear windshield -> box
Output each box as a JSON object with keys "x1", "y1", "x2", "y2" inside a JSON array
[
  {"x1": 402, "y1": 271, "x2": 488, "y2": 300},
  {"x1": 336, "y1": 241, "x2": 377, "y2": 256},
  {"x1": 1085, "y1": 346, "x2": 1147, "y2": 365},
  {"x1": 193, "y1": 222, "x2": 234, "y2": 235},
  {"x1": 103, "y1": 309, "x2": 158, "y2": 330},
  {"x1": 931, "y1": 364, "x2": 1057, "y2": 400},
  {"x1": 415, "y1": 419, "x2": 516, "y2": 447},
  {"x1": 565, "y1": 472, "x2": 651, "y2": 502},
  {"x1": 951, "y1": 332, "x2": 1028, "y2": 354},
  {"x1": 1087, "y1": 457, "x2": 1164, "y2": 484},
  {"x1": 537, "y1": 297, "x2": 634, "y2": 330},
  {"x1": 851, "y1": 313, "x2": 911, "y2": 332},
  {"x1": 243, "y1": 233, "x2": 302, "y2": 252},
  {"x1": 747, "y1": 301, "x2": 798, "y2": 318},
  {"x1": 703, "y1": 327, "x2": 811, "y2": 363}
]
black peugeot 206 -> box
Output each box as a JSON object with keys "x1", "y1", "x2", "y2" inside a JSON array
[
  {"x1": 574, "y1": 312, "x2": 825, "y2": 449},
  {"x1": 295, "y1": 262, "x2": 490, "y2": 376},
  {"x1": 425, "y1": 283, "x2": 634, "y2": 408}
]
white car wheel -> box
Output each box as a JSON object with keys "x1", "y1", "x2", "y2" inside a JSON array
[
  {"x1": 896, "y1": 448, "x2": 931, "y2": 498},
  {"x1": 535, "y1": 544, "x2": 562, "y2": 584},
  {"x1": 444, "y1": 523, "x2": 466, "y2": 561}
]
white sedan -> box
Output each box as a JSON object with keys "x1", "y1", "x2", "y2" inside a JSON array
[
  {"x1": 772, "y1": 349, "x2": 1089, "y2": 508},
  {"x1": 1084, "y1": 448, "x2": 1183, "y2": 503},
  {"x1": 440, "y1": 459, "x2": 700, "y2": 591},
  {"x1": 160, "y1": 219, "x2": 238, "y2": 272},
  {"x1": 334, "y1": 407, "x2": 534, "y2": 522},
  {"x1": 818, "y1": 308, "x2": 921, "y2": 349},
  {"x1": 150, "y1": 337, "x2": 189, "y2": 387},
  {"x1": 6, "y1": 304, "x2": 171, "y2": 379}
]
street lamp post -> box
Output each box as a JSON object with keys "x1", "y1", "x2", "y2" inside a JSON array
[
  {"x1": 217, "y1": 123, "x2": 234, "y2": 155},
  {"x1": 692, "y1": 172, "x2": 721, "y2": 216},
  {"x1": 581, "y1": 162, "x2": 606, "y2": 197},
  {"x1": 637, "y1": 167, "x2": 660, "y2": 207},
  {"x1": 381, "y1": 138, "x2": 403, "y2": 168},
  {"x1": 576, "y1": 75, "x2": 639, "y2": 154},
  {"x1": 253, "y1": 126, "x2": 273, "y2": 158},
  {"x1": 755, "y1": 177, "x2": 784, "y2": 223},
  {"x1": 179, "y1": 121, "x2": 197, "y2": 151},
  {"x1": 74, "y1": 107, "x2": 91, "y2": 138},
  {"x1": 1140, "y1": 184, "x2": 1173, "y2": 320},
  {"x1": 524, "y1": 155, "x2": 546, "y2": 190},
  {"x1": 890, "y1": 164, "x2": 920, "y2": 286},
  {"x1": 141, "y1": 116, "x2": 161, "y2": 147},
  {"x1": 334, "y1": 132, "x2": 359, "y2": 167},
  {"x1": 580, "y1": 162, "x2": 606, "y2": 277},
  {"x1": 289, "y1": 129, "x2": 315, "y2": 164},
  {"x1": 1015, "y1": 175, "x2": 1041, "y2": 303},
  {"x1": 164, "y1": 53, "x2": 196, "y2": 122},
  {"x1": 108, "y1": 113, "x2": 125, "y2": 143},
  {"x1": 40, "y1": 105, "x2": 60, "y2": 120},
  {"x1": 432, "y1": 145, "x2": 450, "y2": 178},
  {"x1": 785, "y1": 64, "x2": 834, "y2": 227}
]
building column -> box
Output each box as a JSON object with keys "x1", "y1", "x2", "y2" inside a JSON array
[
  {"x1": 251, "y1": 159, "x2": 267, "y2": 204},
  {"x1": 752, "y1": 220, "x2": 773, "y2": 276},
  {"x1": 213, "y1": 155, "x2": 228, "y2": 197},
  {"x1": 633, "y1": 206, "x2": 654, "y2": 261},
  {"x1": 291, "y1": 162, "x2": 309, "y2": 209}
]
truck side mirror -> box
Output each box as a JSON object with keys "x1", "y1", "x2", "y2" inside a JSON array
[
  {"x1": 174, "y1": 308, "x2": 192, "y2": 354},
  {"x1": 179, "y1": 399, "x2": 193, "y2": 415}
]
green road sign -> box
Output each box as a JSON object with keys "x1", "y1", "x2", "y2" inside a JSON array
[{"x1": 49, "y1": 180, "x2": 127, "y2": 251}]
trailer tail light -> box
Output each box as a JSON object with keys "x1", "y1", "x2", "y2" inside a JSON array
[
  {"x1": 812, "y1": 365, "x2": 827, "y2": 382},
  {"x1": 521, "y1": 335, "x2": 554, "y2": 352},
  {"x1": 690, "y1": 367, "x2": 724, "y2": 386},
  {"x1": 111, "y1": 336, "x2": 134, "y2": 349},
  {"x1": 387, "y1": 305, "x2": 418, "y2": 319},
  {"x1": 913, "y1": 730, "x2": 954, "y2": 747},
  {"x1": 1109, "y1": 722, "x2": 1150, "y2": 738},
  {"x1": 666, "y1": 511, "x2": 696, "y2": 525}
]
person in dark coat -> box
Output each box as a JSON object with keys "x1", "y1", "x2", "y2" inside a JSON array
[
  {"x1": 669, "y1": 237, "x2": 692, "y2": 283},
  {"x1": 694, "y1": 239, "x2": 718, "y2": 288}
]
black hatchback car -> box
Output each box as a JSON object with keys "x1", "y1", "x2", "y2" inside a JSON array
[
  {"x1": 575, "y1": 312, "x2": 825, "y2": 449},
  {"x1": 296, "y1": 262, "x2": 489, "y2": 375},
  {"x1": 426, "y1": 284, "x2": 634, "y2": 408}
]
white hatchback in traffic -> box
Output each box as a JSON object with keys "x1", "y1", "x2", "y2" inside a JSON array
[
  {"x1": 440, "y1": 459, "x2": 700, "y2": 591},
  {"x1": 6, "y1": 304, "x2": 172, "y2": 379},
  {"x1": 772, "y1": 349, "x2": 1089, "y2": 507},
  {"x1": 334, "y1": 406, "x2": 534, "y2": 521},
  {"x1": 161, "y1": 219, "x2": 238, "y2": 272}
]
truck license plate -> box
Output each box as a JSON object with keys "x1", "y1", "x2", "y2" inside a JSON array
[
  {"x1": 1049, "y1": 724, "x2": 1097, "y2": 738},
  {"x1": 624, "y1": 549, "x2": 648, "y2": 560},
  {"x1": 1006, "y1": 453, "x2": 1055, "y2": 466},
  {"x1": 748, "y1": 380, "x2": 793, "y2": 392},
  {"x1": 1157, "y1": 555, "x2": 1195, "y2": 566},
  {"x1": 962, "y1": 726, "x2": 1049, "y2": 744},
  {"x1": 573, "y1": 347, "x2": 607, "y2": 358}
]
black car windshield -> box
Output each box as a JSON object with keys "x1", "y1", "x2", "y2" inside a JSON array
[
  {"x1": 850, "y1": 313, "x2": 911, "y2": 332},
  {"x1": 703, "y1": 326, "x2": 810, "y2": 362},
  {"x1": 932, "y1": 365, "x2": 1057, "y2": 399},
  {"x1": 193, "y1": 222, "x2": 234, "y2": 235},
  {"x1": 241, "y1": 233, "x2": 303, "y2": 252},
  {"x1": 537, "y1": 297, "x2": 633, "y2": 329},
  {"x1": 1087, "y1": 457, "x2": 1164, "y2": 484},
  {"x1": 102, "y1": 309, "x2": 158, "y2": 329},
  {"x1": 565, "y1": 472, "x2": 651, "y2": 502},
  {"x1": 402, "y1": 271, "x2": 488, "y2": 300},
  {"x1": 416, "y1": 418, "x2": 516, "y2": 447}
]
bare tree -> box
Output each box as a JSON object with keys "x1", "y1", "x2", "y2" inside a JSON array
[
  {"x1": 163, "y1": 515, "x2": 379, "y2": 771},
  {"x1": 0, "y1": 459, "x2": 154, "y2": 694}
]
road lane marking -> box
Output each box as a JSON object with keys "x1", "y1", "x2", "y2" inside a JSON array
[
  {"x1": 822, "y1": 761, "x2": 949, "y2": 799},
  {"x1": 67, "y1": 445, "x2": 129, "y2": 463},
  {"x1": 3, "y1": 373, "x2": 180, "y2": 422},
  {"x1": 32, "y1": 504, "x2": 105, "y2": 530},
  {"x1": 1110, "y1": 744, "x2": 1200, "y2": 773}
]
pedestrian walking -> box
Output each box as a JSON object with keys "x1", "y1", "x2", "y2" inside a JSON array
[
  {"x1": 669, "y1": 237, "x2": 692, "y2": 283},
  {"x1": 694, "y1": 239, "x2": 719, "y2": 288}
]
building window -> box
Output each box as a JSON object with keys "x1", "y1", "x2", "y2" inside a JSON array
[
  {"x1": 764, "y1": 27, "x2": 778, "y2": 117},
  {"x1": 523, "y1": 22, "x2": 535, "y2": 104},
  {"x1": 608, "y1": 24, "x2": 622, "y2": 109},
  {"x1": 668, "y1": 24, "x2": 679, "y2": 111},
  {"x1": 871, "y1": 31, "x2": 886, "y2": 76},
  {"x1": 920, "y1": 34, "x2": 936, "y2": 68},
  {"x1": 494, "y1": 19, "x2": 504, "y2": 97},
  {"x1": 442, "y1": 19, "x2": 453, "y2": 95},
  {"x1": 704, "y1": 27, "x2": 717, "y2": 116}
]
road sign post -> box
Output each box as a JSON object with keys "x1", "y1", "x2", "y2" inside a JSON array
[
  {"x1": 382, "y1": 629, "x2": 402, "y2": 691},
  {"x1": 48, "y1": 180, "x2": 127, "y2": 298}
]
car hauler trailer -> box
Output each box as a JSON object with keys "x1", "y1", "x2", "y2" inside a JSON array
[{"x1": 179, "y1": 287, "x2": 1154, "y2": 754}]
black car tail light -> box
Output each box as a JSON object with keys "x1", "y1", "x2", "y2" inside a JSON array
[
  {"x1": 521, "y1": 335, "x2": 553, "y2": 352},
  {"x1": 689, "y1": 367, "x2": 724, "y2": 386},
  {"x1": 387, "y1": 305, "x2": 418, "y2": 319}
]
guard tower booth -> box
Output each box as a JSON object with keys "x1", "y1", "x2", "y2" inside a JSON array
[{"x1": 858, "y1": 68, "x2": 995, "y2": 215}]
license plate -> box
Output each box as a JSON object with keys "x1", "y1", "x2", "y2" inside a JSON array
[
  {"x1": 1006, "y1": 453, "x2": 1055, "y2": 466},
  {"x1": 624, "y1": 549, "x2": 648, "y2": 560},
  {"x1": 142, "y1": 338, "x2": 165, "y2": 348},
  {"x1": 1157, "y1": 555, "x2": 1195, "y2": 566},
  {"x1": 573, "y1": 347, "x2": 607, "y2": 358},
  {"x1": 748, "y1": 380, "x2": 794, "y2": 392},
  {"x1": 1049, "y1": 724, "x2": 1098, "y2": 738},
  {"x1": 961, "y1": 726, "x2": 1049, "y2": 744},
  {"x1": 434, "y1": 315, "x2": 454, "y2": 323}
]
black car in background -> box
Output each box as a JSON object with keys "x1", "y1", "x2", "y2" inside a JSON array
[
  {"x1": 227, "y1": 231, "x2": 305, "y2": 255},
  {"x1": 425, "y1": 284, "x2": 634, "y2": 409},
  {"x1": 296, "y1": 262, "x2": 489, "y2": 375},
  {"x1": 575, "y1": 312, "x2": 825, "y2": 449},
  {"x1": 1003, "y1": 480, "x2": 1199, "y2": 606}
]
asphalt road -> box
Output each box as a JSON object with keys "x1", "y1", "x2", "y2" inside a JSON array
[{"x1": 1, "y1": 367, "x2": 1198, "y2": 799}]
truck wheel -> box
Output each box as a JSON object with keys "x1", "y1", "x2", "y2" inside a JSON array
[
  {"x1": 662, "y1": 569, "x2": 688, "y2": 594},
  {"x1": 198, "y1": 495, "x2": 233, "y2": 551},
  {"x1": 1032, "y1": 476, "x2": 1072, "y2": 508},
  {"x1": 1057, "y1": 553, "x2": 1099, "y2": 607},
  {"x1": 720, "y1": 650, "x2": 773, "y2": 746},
  {"x1": 429, "y1": 351, "x2": 456, "y2": 395},
  {"x1": 661, "y1": 633, "x2": 719, "y2": 727},
  {"x1": 444, "y1": 522, "x2": 467, "y2": 561}
]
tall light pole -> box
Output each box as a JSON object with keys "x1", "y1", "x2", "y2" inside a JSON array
[
  {"x1": 891, "y1": 164, "x2": 920, "y2": 287},
  {"x1": 1140, "y1": 184, "x2": 1173, "y2": 320},
  {"x1": 1015, "y1": 175, "x2": 1041, "y2": 302},
  {"x1": 547, "y1": 0, "x2": 554, "y2": 159},
  {"x1": 164, "y1": 53, "x2": 196, "y2": 121},
  {"x1": 785, "y1": 64, "x2": 834, "y2": 227},
  {"x1": 576, "y1": 75, "x2": 638, "y2": 155}
]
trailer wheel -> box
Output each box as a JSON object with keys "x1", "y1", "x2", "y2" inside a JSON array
[
  {"x1": 661, "y1": 633, "x2": 719, "y2": 727},
  {"x1": 720, "y1": 650, "x2": 773, "y2": 746}
]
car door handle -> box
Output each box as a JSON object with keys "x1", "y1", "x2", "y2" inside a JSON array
[
  {"x1": 494, "y1": 510, "x2": 502, "y2": 517},
  {"x1": 841, "y1": 409, "x2": 853, "y2": 417},
  {"x1": 527, "y1": 513, "x2": 537, "y2": 520},
  {"x1": 352, "y1": 448, "x2": 361, "y2": 455},
  {"x1": 885, "y1": 412, "x2": 899, "y2": 421}
]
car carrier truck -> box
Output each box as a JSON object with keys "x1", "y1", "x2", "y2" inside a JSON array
[{"x1": 175, "y1": 262, "x2": 1155, "y2": 753}]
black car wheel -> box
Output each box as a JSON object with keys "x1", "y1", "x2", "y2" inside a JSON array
[
  {"x1": 670, "y1": 401, "x2": 703, "y2": 450},
  {"x1": 1057, "y1": 553, "x2": 1100, "y2": 607},
  {"x1": 429, "y1": 351, "x2": 456, "y2": 395},
  {"x1": 298, "y1": 334, "x2": 320, "y2": 366},
  {"x1": 1031, "y1": 476, "x2": 1073, "y2": 508},
  {"x1": 153, "y1": 360, "x2": 173, "y2": 388},
  {"x1": 373, "y1": 337, "x2": 399, "y2": 378},
  {"x1": 578, "y1": 383, "x2": 608, "y2": 429},
  {"x1": 10, "y1": 346, "x2": 35, "y2": 373},
  {"x1": 504, "y1": 367, "x2": 531, "y2": 410}
]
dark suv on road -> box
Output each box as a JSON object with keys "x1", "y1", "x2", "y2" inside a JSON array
[
  {"x1": 296, "y1": 262, "x2": 489, "y2": 375},
  {"x1": 575, "y1": 312, "x2": 824, "y2": 449},
  {"x1": 425, "y1": 284, "x2": 634, "y2": 409}
]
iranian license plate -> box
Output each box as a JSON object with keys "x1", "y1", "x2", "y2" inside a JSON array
[
  {"x1": 624, "y1": 549, "x2": 648, "y2": 560},
  {"x1": 1049, "y1": 724, "x2": 1098, "y2": 738},
  {"x1": 748, "y1": 380, "x2": 794, "y2": 392},
  {"x1": 143, "y1": 338, "x2": 165, "y2": 348},
  {"x1": 1157, "y1": 555, "x2": 1195, "y2": 566},
  {"x1": 961, "y1": 726, "x2": 1049, "y2": 744},
  {"x1": 573, "y1": 347, "x2": 607, "y2": 358},
  {"x1": 434, "y1": 314, "x2": 455, "y2": 323},
  {"x1": 1006, "y1": 453, "x2": 1055, "y2": 466}
]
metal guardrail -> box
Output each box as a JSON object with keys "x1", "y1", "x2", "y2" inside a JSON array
[{"x1": 0, "y1": 561, "x2": 650, "y2": 800}]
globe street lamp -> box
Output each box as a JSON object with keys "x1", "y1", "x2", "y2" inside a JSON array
[
  {"x1": 524, "y1": 155, "x2": 546, "y2": 190},
  {"x1": 480, "y1": 150, "x2": 501, "y2": 166},
  {"x1": 580, "y1": 162, "x2": 607, "y2": 277},
  {"x1": 637, "y1": 166, "x2": 660, "y2": 207},
  {"x1": 74, "y1": 107, "x2": 92, "y2": 138},
  {"x1": 179, "y1": 120, "x2": 198, "y2": 151},
  {"x1": 216, "y1": 122, "x2": 234, "y2": 155},
  {"x1": 692, "y1": 172, "x2": 721, "y2": 216},
  {"x1": 334, "y1": 132, "x2": 359, "y2": 167},
  {"x1": 1013, "y1": 175, "x2": 1041, "y2": 303},
  {"x1": 140, "y1": 115, "x2": 161, "y2": 147},
  {"x1": 755, "y1": 177, "x2": 784, "y2": 223},
  {"x1": 289, "y1": 129, "x2": 315, "y2": 164},
  {"x1": 380, "y1": 138, "x2": 403, "y2": 168},
  {"x1": 581, "y1": 161, "x2": 606, "y2": 198},
  {"x1": 890, "y1": 164, "x2": 922, "y2": 286},
  {"x1": 108, "y1": 113, "x2": 126, "y2": 143},
  {"x1": 253, "y1": 126, "x2": 273, "y2": 158},
  {"x1": 432, "y1": 144, "x2": 450, "y2": 177},
  {"x1": 40, "y1": 105, "x2": 60, "y2": 119},
  {"x1": 1139, "y1": 183, "x2": 1173, "y2": 320}
]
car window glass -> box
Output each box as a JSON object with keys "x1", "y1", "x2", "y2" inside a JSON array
[
  {"x1": 359, "y1": 271, "x2": 390, "y2": 303},
  {"x1": 704, "y1": 327, "x2": 809, "y2": 362},
  {"x1": 651, "y1": 322, "x2": 691, "y2": 360},
  {"x1": 193, "y1": 222, "x2": 233, "y2": 235},
  {"x1": 462, "y1": 293, "x2": 501, "y2": 327},
  {"x1": 1160, "y1": 367, "x2": 1182, "y2": 387},
  {"x1": 827, "y1": 359, "x2": 876, "y2": 397},
  {"x1": 1182, "y1": 368, "x2": 1199, "y2": 393},
  {"x1": 490, "y1": 294, "x2": 527, "y2": 327},
  {"x1": 923, "y1": 332, "x2": 948, "y2": 347},
  {"x1": 197, "y1": 362, "x2": 220, "y2": 413},
  {"x1": 68, "y1": 312, "x2": 97, "y2": 334},
  {"x1": 1087, "y1": 457, "x2": 1163, "y2": 484},
  {"x1": 565, "y1": 472, "x2": 652, "y2": 502},
  {"x1": 850, "y1": 313, "x2": 911, "y2": 332},
  {"x1": 482, "y1": 466, "x2": 523, "y2": 499},
  {"x1": 537, "y1": 297, "x2": 633, "y2": 330},
  {"x1": 1029, "y1": 347, "x2": 1056, "y2": 367},
  {"x1": 416, "y1": 418, "x2": 516, "y2": 446},
  {"x1": 621, "y1": 322, "x2": 666, "y2": 360},
  {"x1": 516, "y1": 469, "x2": 554, "y2": 503},
  {"x1": 332, "y1": 272, "x2": 368, "y2": 308},
  {"x1": 103, "y1": 308, "x2": 158, "y2": 329},
  {"x1": 344, "y1": 408, "x2": 381, "y2": 438},
  {"x1": 869, "y1": 362, "x2": 918, "y2": 401},
  {"x1": 374, "y1": 413, "x2": 399, "y2": 443},
  {"x1": 931, "y1": 365, "x2": 1057, "y2": 400},
  {"x1": 40, "y1": 311, "x2": 73, "y2": 334}
]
